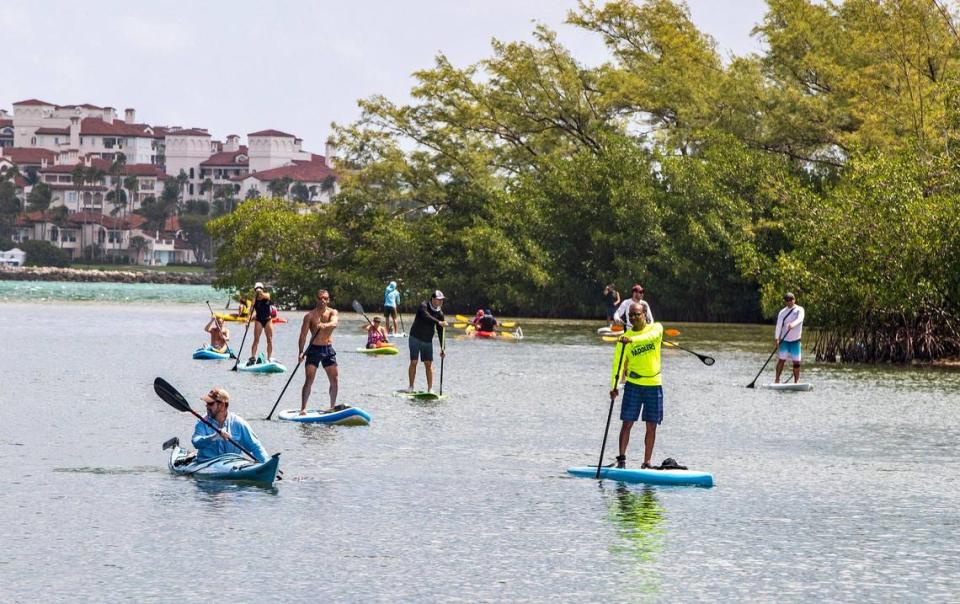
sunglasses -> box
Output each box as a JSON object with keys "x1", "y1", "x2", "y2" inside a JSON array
[{"x1": 628, "y1": 312, "x2": 644, "y2": 317}]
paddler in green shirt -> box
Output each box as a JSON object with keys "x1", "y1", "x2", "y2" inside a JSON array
[{"x1": 609, "y1": 302, "x2": 664, "y2": 470}]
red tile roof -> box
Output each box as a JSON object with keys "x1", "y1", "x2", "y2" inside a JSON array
[
  {"x1": 58, "y1": 103, "x2": 104, "y2": 110},
  {"x1": 200, "y1": 147, "x2": 249, "y2": 167},
  {"x1": 248, "y1": 129, "x2": 295, "y2": 138},
  {"x1": 35, "y1": 126, "x2": 70, "y2": 135},
  {"x1": 0, "y1": 119, "x2": 13, "y2": 128},
  {"x1": 166, "y1": 128, "x2": 210, "y2": 137},
  {"x1": 80, "y1": 118, "x2": 158, "y2": 137},
  {"x1": 240, "y1": 156, "x2": 337, "y2": 184},
  {"x1": 13, "y1": 99, "x2": 55, "y2": 106},
  {"x1": 41, "y1": 160, "x2": 164, "y2": 178},
  {"x1": 1, "y1": 147, "x2": 56, "y2": 164},
  {"x1": 16, "y1": 211, "x2": 147, "y2": 229}
]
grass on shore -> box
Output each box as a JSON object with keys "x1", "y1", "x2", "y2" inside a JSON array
[{"x1": 69, "y1": 264, "x2": 210, "y2": 274}]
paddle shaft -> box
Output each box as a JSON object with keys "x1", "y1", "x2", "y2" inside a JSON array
[
  {"x1": 187, "y1": 405, "x2": 260, "y2": 462},
  {"x1": 597, "y1": 343, "x2": 628, "y2": 478},
  {"x1": 747, "y1": 309, "x2": 795, "y2": 388},
  {"x1": 662, "y1": 341, "x2": 714, "y2": 365},
  {"x1": 205, "y1": 301, "x2": 234, "y2": 357},
  {"x1": 439, "y1": 327, "x2": 446, "y2": 395},
  {"x1": 230, "y1": 313, "x2": 254, "y2": 371}
]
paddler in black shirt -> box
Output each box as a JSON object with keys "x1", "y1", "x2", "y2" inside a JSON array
[{"x1": 403, "y1": 290, "x2": 448, "y2": 393}]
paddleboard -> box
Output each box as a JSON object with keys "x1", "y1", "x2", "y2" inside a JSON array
[
  {"x1": 764, "y1": 383, "x2": 813, "y2": 391},
  {"x1": 568, "y1": 466, "x2": 714, "y2": 487},
  {"x1": 355, "y1": 346, "x2": 399, "y2": 355},
  {"x1": 192, "y1": 345, "x2": 234, "y2": 360},
  {"x1": 278, "y1": 406, "x2": 371, "y2": 426},
  {"x1": 394, "y1": 389, "x2": 447, "y2": 401},
  {"x1": 597, "y1": 326, "x2": 624, "y2": 336},
  {"x1": 237, "y1": 360, "x2": 287, "y2": 374}
]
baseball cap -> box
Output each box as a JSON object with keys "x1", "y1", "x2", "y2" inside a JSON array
[
  {"x1": 631, "y1": 284, "x2": 644, "y2": 294},
  {"x1": 783, "y1": 292, "x2": 795, "y2": 301},
  {"x1": 433, "y1": 290, "x2": 445, "y2": 300},
  {"x1": 201, "y1": 387, "x2": 230, "y2": 404},
  {"x1": 254, "y1": 282, "x2": 265, "y2": 290}
]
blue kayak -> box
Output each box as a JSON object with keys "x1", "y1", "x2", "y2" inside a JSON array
[
  {"x1": 278, "y1": 406, "x2": 372, "y2": 426},
  {"x1": 568, "y1": 466, "x2": 714, "y2": 487},
  {"x1": 237, "y1": 360, "x2": 287, "y2": 374},
  {"x1": 193, "y1": 345, "x2": 234, "y2": 360},
  {"x1": 167, "y1": 442, "x2": 280, "y2": 484}
]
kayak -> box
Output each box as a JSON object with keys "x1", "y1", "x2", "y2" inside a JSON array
[
  {"x1": 167, "y1": 440, "x2": 280, "y2": 485},
  {"x1": 277, "y1": 406, "x2": 372, "y2": 426},
  {"x1": 355, "y1": 346, "x2": 399, "y2": 355},
  {"x1": 394, "y1": 389, "x2": 447, "y2": 401},
  {"x1": 214, "y1": 312, "x2": 288, "y2": 324},
  {"x1": 568, "y1": 466, "x2": 714, "y2": 487},
  {"x1": 466, "y1": 327, "x2": 523, "y2": 340},
  {"x1": 475, "y1": 330, "x2": 497, "y2": 339},
  {"x1": 597, "y1": 326, "x2": 624, "y2": 336},
  {"x1": 764, "y1": 383, "x2": 813, "y2": 391},
  {"x1": 192, "y1": 345, "x2": 234, "y2": 360},
  {"x1": 237, "y1": 360, "x2": 287, "y2": 374}
]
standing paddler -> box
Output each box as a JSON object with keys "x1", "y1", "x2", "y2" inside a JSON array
[
  {"x1": 404, "y1": 290, "x2": 447, "y2": 393},
  {"x1": 609, "y1": 302, "x2": 664, "y2": 469},
  {"x1": 297, "y1": 289, "x2": 340, "y2": 414},
  {"x1": 775, "y1": 292, "x2": 805, "y2": 384},
  {"x1": 613, "y1": 284, "x2": 653, "y2": 329}
]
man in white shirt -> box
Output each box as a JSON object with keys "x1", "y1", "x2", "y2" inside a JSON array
[
  {"x1": 775, "y1": 292, "x2": 805, "y2": 383},
  {"x1": 613, "y1": 284, "x2": 654, "y2": 330}
]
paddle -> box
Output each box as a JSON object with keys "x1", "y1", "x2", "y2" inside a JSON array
[
  {"x1": 663, "y1": 341, "x2": 715, "y2": 366},
  {"x1": 456, "y1": 314, "x2": 470, "y2": 323},
  {"x1": 230, "y1": 308, "x2": 254, "y2": 371},
  {"x1": 397, "y1": 300, "x2": 406, "y2": 335},
  {"x1": 596, "y1": 341, "x2": 628, "y2": 479},
  {"x1": 154, "y1": 377, "x2": 260, "y2": 462},
  {"x1": 746, "y1": 309, "x2": 795, "y2": 388},
  {"x1": 438, "y1": 325, "x2": 446, "y2": 395},
  {"x1": 352, "y1": 299, "x2": 374, "y2": 325},
  {"x1": 205, "y1": 301, "x2": 236, "y2": 359},
  {"x1": 601, "y1": 328, "x2": 680, "y2": 342}
]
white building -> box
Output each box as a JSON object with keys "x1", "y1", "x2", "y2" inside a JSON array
[{"x1": 0, "y1": 247, "x2": 26, "y2": 267}]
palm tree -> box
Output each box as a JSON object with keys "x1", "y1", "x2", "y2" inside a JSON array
[
  {"x1": 128, "y1": 235, "x2": 147, "y2": 265},
  {"x1": 122, "y1": 174, "x2": 139, "y2": 257},
  {"x1": 267, "y1": 176, "x2": 293, "y2": 199},
  {"x1": 27, "y1": 182, "x2": 52, "y2": 242},
  {"x1": 49, "y1": 205, "x2": 70, "y2": 252},
  {"x1": 85, "y1": 166, "x2": 107, "y2": 261},
  {"x1": 176, "y1": 169, "x2": 189, "y2": 211},
  {"x1": 200, "y1": 178, "x2": 214, "y2": 204},
  {"x1": 320, "y1": 175, "x2": 337, "y2": 200}
]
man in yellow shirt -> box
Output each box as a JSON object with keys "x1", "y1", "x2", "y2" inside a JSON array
[{"x1": 609, "y1": 303, "x2": 664, "y2": 469}]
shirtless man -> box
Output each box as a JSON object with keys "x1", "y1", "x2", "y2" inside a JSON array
[
  {"x1": 204, "y1": 316, "x2": 230, "y2": 352},
  {"x1": 298, "y1": 289, "x2": 339, "y2": 414}
]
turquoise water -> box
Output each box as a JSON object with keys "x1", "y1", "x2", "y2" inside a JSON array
[{"x1": 0, "y1": 279, "x2": 223, "y2": 304}]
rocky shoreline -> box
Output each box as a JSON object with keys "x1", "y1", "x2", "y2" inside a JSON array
[{"x1": 0, "y1": 266, "x2": 216, "y2": 285}]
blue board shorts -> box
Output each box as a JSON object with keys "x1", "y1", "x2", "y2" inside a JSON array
[
  {"x1": 305, "y1": 344, "x2": 337, "y2": 368},
  {"x1": 620, "y1": 383, "x2": 663, "y2": 424},
  {"x1": 408, "y1": 334, "x2": 434, "y2": 362},
  {"x1": 778, "y1": 339, "x2": 802, "y2": 362}
]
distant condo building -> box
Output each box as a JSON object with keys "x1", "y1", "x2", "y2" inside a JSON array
[{"x1": 1, "y1": 99, "x2": 339, "y2": 265}]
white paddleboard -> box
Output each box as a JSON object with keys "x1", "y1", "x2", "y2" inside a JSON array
[{"x1": 764, "y1": 383, "x2": 813, "y2": 391}]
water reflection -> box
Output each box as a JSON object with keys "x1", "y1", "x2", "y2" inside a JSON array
[{"x1": 602, "y1": 483, "x2": 665, "y2": 597}]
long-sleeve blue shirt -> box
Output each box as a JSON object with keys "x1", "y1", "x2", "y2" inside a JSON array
[{"x1": 192, "y1": 413, "x2": 269, "y2": 463}]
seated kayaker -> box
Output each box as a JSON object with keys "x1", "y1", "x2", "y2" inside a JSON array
[
  {"x1": 192, "y1": 387, "x2": 269, "y2": 463},
  {"x1": 363, "y1": 316, "x2": 392, "y2": 348},
  {"x1": 470, "y1": 309, "x2": 484, "y2": 329},
  {"x1": 204, "y1": 317, "x2": 230, "y2": 352},
  {"x1": 237, "y1": 297, "x2": 250, "y2": 318},
  {"x1": 478, "y1": 309, "x2": 498, "y2": 333}
]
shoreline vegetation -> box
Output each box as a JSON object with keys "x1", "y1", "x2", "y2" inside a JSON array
[
  {"x1": 204, "y1": 0, "x2": 960, "y2": 365},
  {"x1": 0, "y1": 265, "x2": 215, "y2": 285}
]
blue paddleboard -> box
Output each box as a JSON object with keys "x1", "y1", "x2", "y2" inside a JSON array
[{"x1": 568, "y1": 466, "x2": 714, "y2": 487}]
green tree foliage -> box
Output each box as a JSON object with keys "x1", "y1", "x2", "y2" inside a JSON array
[
  {"x1": 207, "y1": 0, "x2": 960, "y2": 362},
  {"x1": 20, "y1": 239, "x2": 70, "y2": 267}
]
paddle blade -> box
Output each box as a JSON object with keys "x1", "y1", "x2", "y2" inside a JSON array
[
  {"x1": 351, "y1": 299, "x2": 365, "y2": 315},
  {"x1": 702, "y1": 356, "x2": 716, "y2": 366},
  {"x1": 501, "y1": 321, "x2": 517, "y2": 328},
  {"x1": 162, "y1": 436, "x2": 179, "y2": 451},
  {"x1": 154, "y1": 377, "x2": 193, "y2": 414},
  {"x1": 456, "y1": 314, "x2": 469, "y2": 322},
  {"x1": 453, "y1": 322, "x2": 469, "y2": 328},
  {"x1": 664, "y1": 328, "x2": 681, "y2": 337}
]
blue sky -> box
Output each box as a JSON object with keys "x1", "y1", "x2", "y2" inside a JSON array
[{"x1": 0, "y1": 1, "x2": 768, "y2": 151}]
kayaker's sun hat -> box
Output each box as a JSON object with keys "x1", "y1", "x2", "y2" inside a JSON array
[
  {"x1": 202, "y1": 387, "x2": 230, "y2": 404},
  {"x1": 254, "y1": 282, "x2": 265, "y2": 290},
  {"x1": 433, "y1": 290, "x2": 445, "y2": 300},
  {"x1": 373, "y1": 316, "x2": 382, "y2": 322}
]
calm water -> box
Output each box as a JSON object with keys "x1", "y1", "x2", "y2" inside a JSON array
[{"x1": 2, "y1": 289, "x2": 959, "y2": 602}]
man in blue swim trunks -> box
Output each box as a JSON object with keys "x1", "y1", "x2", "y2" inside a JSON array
[
  {"x1": 298, "y1": 289, "x2": 340, "y2": 414},
  {"x1": 404, "y1": 290, "x2": 448, "y2": 393},
  {"x1": 609, "y1": 302, "x2": 664, "y2": 469},
  {"x1": 775, "y1": 292, "x2": 805, "y2": 384}
]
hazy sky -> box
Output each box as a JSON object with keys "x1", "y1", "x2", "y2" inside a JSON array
[{"x1": 0, "y1": 0, "x2": 768, "y2": 151}]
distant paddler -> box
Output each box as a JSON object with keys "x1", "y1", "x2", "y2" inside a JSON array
[
  {"x1": 193, "y1": 387, "x2": 270, "y2": 463},
  {"x1": 363, "y1": 316, "x2": 392, "y2": 349},
  {"x1": 404, "y1": 290, "x2": 447, "y2": 393},
  {"x1": 775, "y1": 292, "x2": 805, "y2": 384},
  {"x1": 602, "y1": 284, "x2": 621, "y2": 328},
  {"x1": 383, "y1": 280, "x2": 401, "y2": 336},
  {"x1": 477, "y1": 308, "x2": 498, "y2": 333},
  {"x1": 609, "y1": 302, "x2": 664, "y2": 470},
  {"x1": 204, "y1": 316, "x2": 230, "y2": 353},
  {"x1": 297, "y1": 289, "x2": 340, "y2": 414},
  {"x1": 613, "y1": 284, "x2": 653, "y2": 330},
  {"x1": 246, "y1": 282, "x2": 275, "y2": 365}
]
